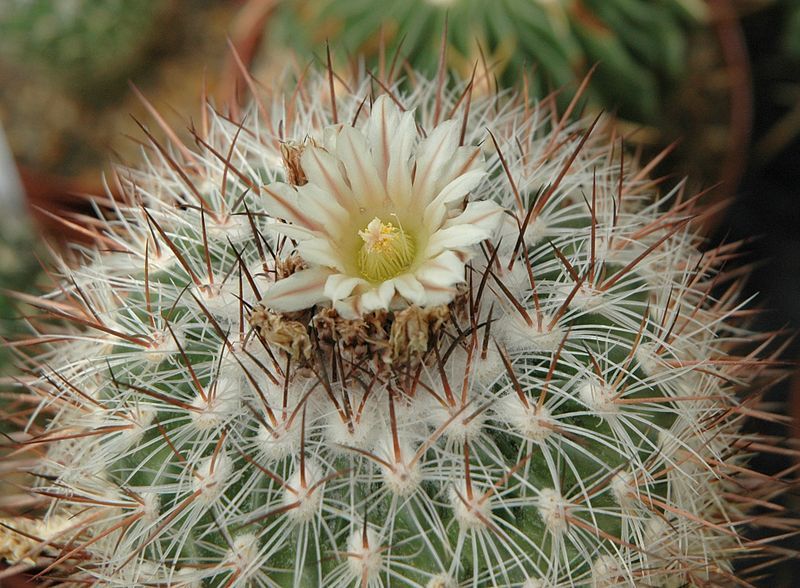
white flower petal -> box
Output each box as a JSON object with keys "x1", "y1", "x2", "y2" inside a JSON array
[
  {"x1": 424, "y1": 225, "x2": 492, "y2": 258},
  {"x1": 436, "y1": 146, "x2": 484, "y2": 189},
  {"x1": 298, "y1": 238, "x2": 346, "y2": 271},
  {"x1": 423, "y1": 169, "x2": 487, "y2": 231},
  {"x1": 333, "y1": 296, "x2": 362, "y2": 319},
  {"x1": 430, "y1": 170, "x2": 487, "y2": 208},
  {"x1": 386, "y1": 111, "x2": 417, "y2": 209},
  {"x1": 411, "y1": 119, "x2": 459, "y2": 208},
  {"x1": 296, "y1": 183, "x2": 351, "y2": 232},
  {"x1": 266, "y1": 222, "x2": 317, "y2": 241},
  {"x1": 393, "y1": 273, "x2": 427, "y2": 306},
  {"x1": 414, "y1": 251, "x2": 464, "y2": 306},
  {"x1": 418, "y1": 286, "x2": 457, "y2": 307},
  {"x1": 321, "y1": 125, "x2": 340, "y2": 152},
  {"x1": 324, "y1": 274, "x2": 367, "y2": 301},
  {"x1": 261, "y1": 267, "x2": 333, "y2": 313},
  {"x1": 367, "y1": 95, "x2": 401, "y2": 184},
  {"x1": 263, "y1": 183, "x2": 325, "y2": 232},
  {"x1": 337, "y1": 126, "x2": 386, "y2": 209},
  {"x1": 359, "y1": 280, "x2": 397, "y2": 313},
  {"x1": 301, "y1": 147, "x2": 357, "y2": 212},
  {"x1": 415, "y1": 250, "x2": 466, "y2": 289},
  {"x1": 444, "y1": 200, "x2": 505, "y2": 233}
]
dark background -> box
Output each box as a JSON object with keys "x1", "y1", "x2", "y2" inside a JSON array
[{"x1": 720, "y1": 5, "x2": 800, "y2": 585}]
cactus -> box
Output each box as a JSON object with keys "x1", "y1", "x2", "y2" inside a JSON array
[
  {"x1": 264, "y1": 0, "x2": 706, "y2": 123},
  {"x1": 0, "y1": 0, "x2": 171, "y2": 94},
  {"x1": 4, "y1": 61, "x2": 791, "y2": 587}
]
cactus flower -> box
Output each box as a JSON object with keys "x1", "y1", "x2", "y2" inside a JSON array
[{"x1": 262, "y1": 95, "x2": 503, "y2": 317}]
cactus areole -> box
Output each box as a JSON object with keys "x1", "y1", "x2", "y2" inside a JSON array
[{"x1": 6, "y1": 62, "x2": 790, "y2": 587}]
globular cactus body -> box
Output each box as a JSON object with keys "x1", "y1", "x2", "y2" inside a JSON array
[{"x1": 4, "y1": 62, "x2": 788, "y2": 587}]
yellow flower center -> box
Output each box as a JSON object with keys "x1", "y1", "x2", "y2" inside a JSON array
[{"x1": 357, "y1": 217, "x2": 416, "y2": 282}]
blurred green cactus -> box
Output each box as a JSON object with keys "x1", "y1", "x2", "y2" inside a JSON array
[
  {"x1": 0, "y1": 0, "x2": 171, "y2": 96},
  {"x1": 0, "y1": 0, "x2": 231, "y2": 175},
  {"x1": 267, "y1": 0, "x2": 707, "y2": 123}
]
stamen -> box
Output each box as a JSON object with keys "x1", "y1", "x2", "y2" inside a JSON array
[{"x1": 357, "y1": 217, "x2": 416, "y2": 282}]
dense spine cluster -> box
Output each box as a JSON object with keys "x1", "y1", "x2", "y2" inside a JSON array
[{"x1": 2, "y1": 63, "x2": 790, "y2": 587}]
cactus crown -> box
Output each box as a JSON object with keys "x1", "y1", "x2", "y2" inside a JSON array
[{"x1": 5, "y1": 61, "x2": 790, "y2": 587}]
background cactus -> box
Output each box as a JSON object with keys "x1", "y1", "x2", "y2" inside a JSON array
[
  {"x1": 0, "y1": 0, "x2": 239, "y2": 179},
  {"x1": 0, "y1": 0, "x2": 172, "y2": 92},
  {"x1": 264, "y1": 0, "x2": 705, "y2": 124},
  {"x1": 3, "y1": 61, "x2": 792, "y2": 587},
  {"x1": 0, "y1": 0, "x2": 171, "y2": 177}
]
